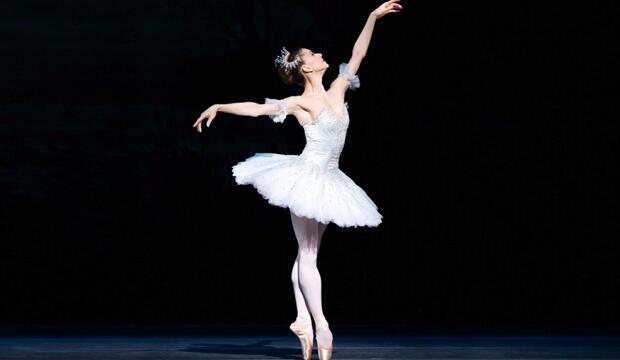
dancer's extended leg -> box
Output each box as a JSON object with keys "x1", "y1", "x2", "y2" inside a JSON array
[{"x1": 290, "y1": 210, "x2": 333, "y2": 348}]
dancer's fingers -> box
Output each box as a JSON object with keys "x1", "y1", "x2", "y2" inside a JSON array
[
  {"x1": 207, "y1": 113, "x2": 217, "y2": 127},
  {"x1": 194, "y1": 115, "x2": 204, "y2": 127}
]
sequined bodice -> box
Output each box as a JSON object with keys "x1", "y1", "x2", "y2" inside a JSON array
[{"x1": 299, "y1": 103, "x2": 350, "y2": 171}]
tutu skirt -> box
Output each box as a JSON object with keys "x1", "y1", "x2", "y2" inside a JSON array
[{"x1": 232, "y1": 153, "x2": 382, "y2": 227}]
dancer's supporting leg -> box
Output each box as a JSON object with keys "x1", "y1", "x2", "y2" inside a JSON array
[
  {"x1": 290, "y1": 252, "x2": 312, "y2": 323},
  {"x1": 291, "y1": 217, "x2": 328, "y2": 323},
  {"x1": 290, "y1": 210, "x2": 333, "y2": 348}
]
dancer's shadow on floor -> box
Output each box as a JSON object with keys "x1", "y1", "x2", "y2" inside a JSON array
[{"x1": 181, "y1": 339, "x2": 315, "y2": 359}]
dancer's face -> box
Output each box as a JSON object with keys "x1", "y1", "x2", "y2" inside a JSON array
[{"x1": 300, "y1": 48, "x2": 329, "y2": 72}]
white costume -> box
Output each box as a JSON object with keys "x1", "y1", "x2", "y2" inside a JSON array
[{"x1": 232, "y1": 63, "x2": 382, "y2": 228}]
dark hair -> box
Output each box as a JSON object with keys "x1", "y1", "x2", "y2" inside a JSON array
[{"x1": 277, "y1": 47, "x2": 305, "y2": 88}]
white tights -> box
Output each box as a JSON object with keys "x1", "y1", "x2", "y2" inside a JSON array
[{"x1": 289, "y1": 209, "x2": 333, "y2": 347}]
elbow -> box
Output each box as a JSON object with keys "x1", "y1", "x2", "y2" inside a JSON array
[
  {"x1": 353, "y1": 50, "x2": 366, "y2": 59},
  {"x1": 251, "y1": 103, "x2": 263, "y2": 117}
]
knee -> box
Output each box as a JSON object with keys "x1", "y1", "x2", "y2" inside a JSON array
[
  {"x1": 291, "y1": 264, "x2": 299, "y2": 284},
  {"x1": 298, "y1": 248, "x2": 318, "y2": 264}
]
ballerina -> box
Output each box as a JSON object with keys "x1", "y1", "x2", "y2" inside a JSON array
[{"x1": 193, "y1": 1, "x2": 402, "y2": 358}]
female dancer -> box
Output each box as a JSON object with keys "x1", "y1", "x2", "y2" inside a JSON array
[{"x1": 193, "y1": 1, "x2": 402, "y2": 358}]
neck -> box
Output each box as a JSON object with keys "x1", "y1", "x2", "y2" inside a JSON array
[{"x1": 302, "y1": 73, "x2": 326, "y2": 96}]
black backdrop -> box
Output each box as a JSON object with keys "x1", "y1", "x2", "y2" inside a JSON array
[{"x1": 2, "y1": 1, "x2": 618, "y2": 331}]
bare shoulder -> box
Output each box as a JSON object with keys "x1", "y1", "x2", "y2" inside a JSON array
[
  {"x1": 326, "y1": 89, "x2": 345, "y2": 106},
  {"x1": 284, "y1": 95, "x2": 312, "y2": 126},
  {"x1": 280, "y1": 95, "x2": 311, "y2": 112},
  {"x1": 328, "y1": 76, "x2": 348, "y2": 97}
]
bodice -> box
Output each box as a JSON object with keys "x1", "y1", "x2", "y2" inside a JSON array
[{"x1": 299, "y1": 103, "x2": 350, "y2": 171}]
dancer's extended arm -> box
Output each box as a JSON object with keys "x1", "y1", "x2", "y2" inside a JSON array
[
  {"x1": 329, "y1": 0, "x2": 402, "y2": 94},
  {"x1": 193, "y1": 96, "x2": 303, "y2": 132}
]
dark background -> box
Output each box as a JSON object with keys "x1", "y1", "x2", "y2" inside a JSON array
[{"x1": 1, "y1": 0, "x2": 618, "y2": 332}]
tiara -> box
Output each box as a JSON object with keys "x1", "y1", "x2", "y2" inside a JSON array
[{"x1": 274, "y1": 47, "x2": 301, "y2": 71}]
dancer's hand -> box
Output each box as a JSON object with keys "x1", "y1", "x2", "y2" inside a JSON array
[
  {"x1": 371, "y1": 0, "x2": 403, "y2": 19},
  {"x1": 193, "y1": 104, "x2": 220, "y2": 132}
]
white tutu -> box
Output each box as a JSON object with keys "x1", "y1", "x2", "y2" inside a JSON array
[
  {"x1": 232, "y1": 153, "x2": 382, "y2": 227},
  {"x1": 231, "y1": 62, "x2": 382, "y2": 228}
]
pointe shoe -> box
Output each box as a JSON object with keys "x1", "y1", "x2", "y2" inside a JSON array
[
  {"x1": 317, "y1": 342, "x2": 333, "y2": 360},
  {"x1": 289, "y1": 320, "x2": 313, "y2": 360}
]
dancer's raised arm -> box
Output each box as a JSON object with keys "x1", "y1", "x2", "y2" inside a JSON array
[
  {"x1": 329, "y1": 0, "x2": 402, "y2": 95},
  {"x1": 193, "y1": 96, "x2": 303, "y2": 132}
]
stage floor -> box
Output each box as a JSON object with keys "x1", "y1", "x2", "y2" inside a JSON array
[{"x1": 1, "y1": 325, "x2": 619, "y2": 359}]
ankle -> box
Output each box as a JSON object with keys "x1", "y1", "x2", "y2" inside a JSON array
[
  {"x1": 315, "y1": 323, "x2": 333, "y2": 347},
  {"x1": 296, "y1": 314, "x2": 312, "y2": 323},
  {"x1": 315, "y1": 319, "x2": 330, "y2": 330}
]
